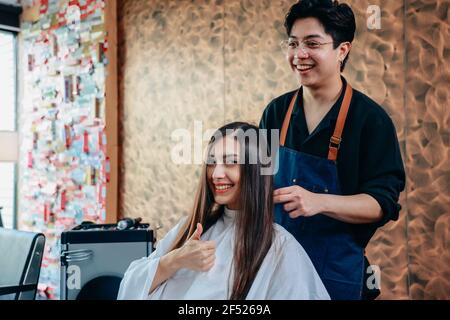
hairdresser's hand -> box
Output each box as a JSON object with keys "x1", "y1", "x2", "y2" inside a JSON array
[
  {"x1": 173, "y1": 223, "x2": 216, "y2": 272},
  {"x1": 273, "y1": 186, "x2": 325, "y2": 218}
]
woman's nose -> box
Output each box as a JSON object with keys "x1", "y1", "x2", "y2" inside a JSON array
[{"x1": 212, "y1": 164, "x2": 226, "y2": 179}]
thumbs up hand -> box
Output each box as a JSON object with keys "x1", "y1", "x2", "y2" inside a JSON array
[
  {"x1": 188, "y1": 223, "x2": 203, "y2": 241},
  {"x1": 174, "y1": 223, "x2": 216, "y2": 272}
]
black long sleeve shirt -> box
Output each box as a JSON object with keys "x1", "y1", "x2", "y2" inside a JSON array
[{"x1": 259, "y1": 78, "x2": 406, "y2": 248}]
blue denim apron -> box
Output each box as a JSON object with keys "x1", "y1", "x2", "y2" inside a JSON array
[{"x1": 274, "y1": 83, "x2": 364, "y2": 300}]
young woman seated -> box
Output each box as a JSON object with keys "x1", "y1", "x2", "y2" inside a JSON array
[{"x1": 118, "y1": 122, "x2": 329, "y2": 300}]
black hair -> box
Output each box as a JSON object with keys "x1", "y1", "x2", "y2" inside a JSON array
[{"x1": 284, "y1": 0, "x2": 356, "y2": 71}]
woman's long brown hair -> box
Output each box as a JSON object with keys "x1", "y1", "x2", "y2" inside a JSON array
[{"x1": 169, "y1": 122, "x2": 274, "y2": 300}]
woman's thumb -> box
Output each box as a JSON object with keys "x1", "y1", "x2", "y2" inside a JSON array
[
  {"x1": 190, "y1": 223, "x2": 203, "y2": 240},
  {"x1": 195, "y1": 223, "x2": 203, "y2": 239}
]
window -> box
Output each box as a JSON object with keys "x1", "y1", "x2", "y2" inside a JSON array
[
  {"x1": 0, "y1": 30, "x2": 16, "y2": 131},
  {"x1": 0, "y1": 163, "x2": 16, "y2": 228},
  {"x1": 0, "y1": 31, "x2": 16, "y2": 131},
  {"x1": 0, "y1": 30, "x2": 18, "y2": 229}
]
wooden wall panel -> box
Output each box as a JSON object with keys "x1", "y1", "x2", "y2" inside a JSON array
[{"x1": 105, "y1": 0, "x2": 119, "y2": 223}]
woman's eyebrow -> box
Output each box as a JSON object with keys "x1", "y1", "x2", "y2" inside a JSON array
[
  {"x1": 206, "y1": 154, "x2": 238, "y2": 162},
  {"x1": 223, "y1": 153, "x2": 238, "y2": 157},
  {"x1": 223, "y1": 154, "x2": 238, "y2": 161}
]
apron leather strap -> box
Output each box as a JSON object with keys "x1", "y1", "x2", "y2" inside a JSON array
[
  {"x1": 280, "y1": 91, "x2": 298, "y2": 147},
  {"x1": 280, "y1": 83, "x2": 353, "y2": 162},
  {"x1": 328, "y1": 83, "x2": 353, "y2": 161}
]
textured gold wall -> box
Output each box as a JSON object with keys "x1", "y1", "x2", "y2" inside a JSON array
[
  {"x1": 118, "y1": 0, "x2": 449, "y2": 299},
  {"x1": 404, "y1": 0, "x2": 449, "y2": 299}
]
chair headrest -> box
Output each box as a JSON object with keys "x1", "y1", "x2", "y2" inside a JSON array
[{"x1": 0, "y1": 228, "x2": 45, "y2": 286}]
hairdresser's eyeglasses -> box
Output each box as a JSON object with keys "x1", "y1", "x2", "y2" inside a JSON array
[{"x1": 280, "y1": 39, "x2": 333, "y2": 53}]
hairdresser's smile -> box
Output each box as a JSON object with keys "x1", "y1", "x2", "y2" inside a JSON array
[{"x1": 295, "y1": 63, "x2": 316, "y2": 74}]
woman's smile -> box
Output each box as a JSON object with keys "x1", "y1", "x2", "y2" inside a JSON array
[{"x1": 213, "y1": 183, "x2": 235, "y2": 194}]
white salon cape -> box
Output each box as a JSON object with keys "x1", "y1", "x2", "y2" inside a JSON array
[{"x1": 117, "y1": 208, "x2": 330, "y2": 300}]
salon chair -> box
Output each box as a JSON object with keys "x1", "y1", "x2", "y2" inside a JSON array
[{"x1": 0, "y1": 227, "x2": 45, "y2": 300}]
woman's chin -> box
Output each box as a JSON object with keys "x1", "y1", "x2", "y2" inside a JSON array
[
  {"x1": 214, "y1": 196, "x2": 237, "y2": 209},
  {"x1": 213, "y1": 196, "x2": 229, "y2": 206}
]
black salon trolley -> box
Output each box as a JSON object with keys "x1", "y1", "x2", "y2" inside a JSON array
[{"x1": 60, "y1": 220, "x2": 155, "y2": 300}]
